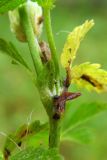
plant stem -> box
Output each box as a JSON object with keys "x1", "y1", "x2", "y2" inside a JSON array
[
  {"x1": 19, "y1": 3, "x2": 61, "y2": 150},
  {"x1": 43, "y1": 9, "x2": 61, "y2": 146},
  {"x1": 19, "y1": 4, "x2": 43, "y2": 75},
  {"x1": 49, "y1": 117, "x2": 61, "y2": 148},
  {"x1": 44, "y1": 8, "x2": 60, "y2": 81}
]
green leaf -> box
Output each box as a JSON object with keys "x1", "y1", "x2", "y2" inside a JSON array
[
  {"x1": 32, "y1": 0, "x2": 56, "y2": 9},
  {"x1": 3, "y1": 121, "x2": 48, "y2": 160},
  {"x1": 61, "y1": 127, "x2": 94, "y2": 144},
  {"x1": 0, "y1": 0, "x2": 26, "y2": 14},
  {"x1": 26, "y1": 128, "x2": 48, "y2": 147},
  {"x1": 10, "y1": 147, "x2": 63, "y2": 160},
  {"x1": 62, "y1": 103, "x2": 107, "y2": 136},
  {"x1": 0, "y1": 39, "x2": 29, "y2": 70}
]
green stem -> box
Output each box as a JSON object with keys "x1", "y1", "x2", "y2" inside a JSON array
[
  {"x1": 43, "y1": 9, "x2": 61, "y2": 147},
  {"x1": 19, "y1": 4, "x2": 43, "y2": 75},
  {"x1": 49, "y1": 117, "x2": 61, "y2": 148},
  {"x1": 44, "y1": 8, "x2": 60, "y2": 80}
]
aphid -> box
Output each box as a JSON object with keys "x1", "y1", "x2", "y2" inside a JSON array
[
  {"x1": 38, "y1": 16, "x2": 44, "y2": 25},
  {"x1": 39, "y1": 41, "x2": 51, "y2": 63}
]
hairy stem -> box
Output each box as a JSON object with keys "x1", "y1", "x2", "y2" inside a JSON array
[
  {"x1": 49, "y1": 117, "x2": 61, "y2": 148},
  {"x1": 44, "y1": 8, "x2": 60, "y2": 80},
  {"x1": 19, "y1": 4, "x2": 43, "y2": 75}
]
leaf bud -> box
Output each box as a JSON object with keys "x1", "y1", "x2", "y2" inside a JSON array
[{"x1": 8, "y1": 1, "x2": 43, "y2": 42}]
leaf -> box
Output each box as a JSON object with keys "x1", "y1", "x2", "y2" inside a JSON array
[
  {"x1": 26, "y1": 128, "x2": 49, "y2": 147},
  {"x1": 3, "y1": 121, "x2": 48, "y2": 160},
  {"x1": 62, "y1": 102, "x2": 107, "y2": 136},
  {"x1": 71, "y1": 62, "x2": 107, "y2": 92},
  {"x1": 60, "y1": 20, "x2": 94, "y2": 68},
  {"x1": 0, "y1": 0, "x2": 26, "y2": 14},
  {"x1": 10, "y1": 147, "x2": 63, "y2": 160},
  {"x1": 0, "y1": 39, "x2": 29, "y2": 70},
  {"x1": 61, "y1": 127, "x2": 94, "y2": 144},
  {"x1": 32, "y1": 0, "x2": 56, "y2": 9}
]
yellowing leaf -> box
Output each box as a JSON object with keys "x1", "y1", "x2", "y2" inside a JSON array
[
  {"x1": 60, "y1": 20, "x2": 94, "y2": 68},
  {"x1": 71, "y1": 62, "x2": 107, "y2": 92}
]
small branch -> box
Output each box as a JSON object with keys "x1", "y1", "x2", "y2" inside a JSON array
[
  {"x1": 19, "y1": 4, "x2": 43, "y2": 75},
  {"x1": 43, "y1": 8, "x2": 60, "y2": 80}
]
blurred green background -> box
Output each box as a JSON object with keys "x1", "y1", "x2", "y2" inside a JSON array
[{"x1": 0, "y1": 0, "x2": 107, "y2": 159}]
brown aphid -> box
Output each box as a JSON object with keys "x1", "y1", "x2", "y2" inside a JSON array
[
  {"x1": 38, "y1": 16, "x2": 44, "y2": 25},
  {"x1": 39, "y1": 41, "x2": 51, "y2": 63}
]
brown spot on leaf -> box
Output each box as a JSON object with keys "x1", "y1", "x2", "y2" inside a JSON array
[
  {"x1": 64, "y1": 66, "x2": 71, "y2": 88},
  {"x1": 81, "y1": 74, "x2": 103, "y2": 89},
  {"x1": 4, "y1": 148, "x2": 10, "y2": 160},
  {"x1": 68, "y1": 48, "x2": 72, "y2": 53},
  {"x1": 19, "y1": 129, "x2": 27, "y2": 138},
  {"x1": 18, "y1": 141, "x2": 22, "y2": 147}
]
